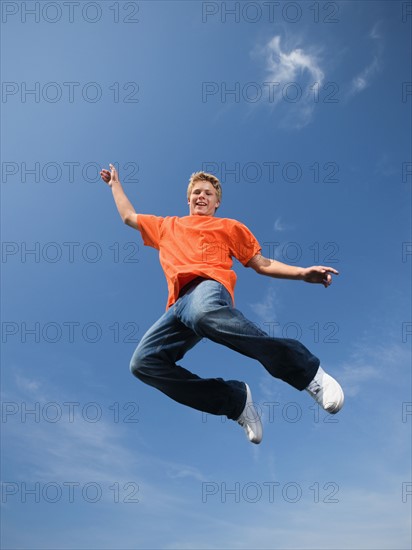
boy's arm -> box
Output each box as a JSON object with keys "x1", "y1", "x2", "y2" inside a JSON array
[
  {"x1": 246, "y1": 253, "x2": 338, "y2": 288},
  {"x1": 100, "y1": 164, "x2": 138, "y2": 229}
]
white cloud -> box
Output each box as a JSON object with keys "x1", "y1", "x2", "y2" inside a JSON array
[
  {"x1": 348, "y1": 22, "x2": 383, "y2": 98},
  {"x1": 265, "y1": 35, "x2": 324, "y2": 85},
  {"x1": 259, "y1": 34, "x2": 325, "y2": 129},
  {"x1": 350, "y1": 55, "x2": 381, "y2": 94},
  {"x1": 248, "y1": 286, "x2": 279, "y2": 323},
  {"x1": 15, "y1": 374, "x2": 41, "y2": 394},
  {"x1": 166, "y1": 464, "x2": 207, "y2": 482},
  {"x1": 274, "y1": 216, "x2": 294, "y2": 232},
  {"x1": 2, "y1": 372, "x2": 208, "y2": 505},
  {"x1": 194, "y1": 482, "x2": 411, "y2": 549},
  {"x1": 337, "y1": 340, "x2": 409, "y2": 397},
  {"x1": 369, "y1": 20, "x2": 383, "y2": 40}
]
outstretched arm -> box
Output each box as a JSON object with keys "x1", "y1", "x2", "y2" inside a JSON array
[
  {"x1": 246, "y1": 254, "x2": 338, "y2": 288},
  {"x1": 100, "y1": 164, "x2": 138, "y2": 229}
]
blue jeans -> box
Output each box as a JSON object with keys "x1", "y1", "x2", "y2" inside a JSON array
[{"x1": 130, "y1": 278, "x2": 319, "y2": 420}]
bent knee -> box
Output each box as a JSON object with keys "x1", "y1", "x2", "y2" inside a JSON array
[
  {"x1": 129, "y1": 351, "x2": 148, "y2": 379},
  {"x1": 129, "y1": 348, "x2": 166, "y2": 380}
]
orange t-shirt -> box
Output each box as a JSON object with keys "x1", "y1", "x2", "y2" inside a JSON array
[{"x1": 136, "y1": 214, "x2": 262, "y2": 309}]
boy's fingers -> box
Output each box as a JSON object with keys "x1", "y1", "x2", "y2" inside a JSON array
[
  {"x1": 323, "y1": 274, "x2": 332, "y2": 287},
  {"x1": 320, "y1": 266, "x2": 339, "y2": 275},
  {"x1": 109, "y1": 164, "x2": 119, "y2": 179}
]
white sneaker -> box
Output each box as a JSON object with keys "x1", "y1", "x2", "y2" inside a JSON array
[
  {"x1": 236, "y1": 383, "x2": 263, "y2": 444},
  {"x1": 305, "y1": 366, "x2": 344, "y2": 414}
]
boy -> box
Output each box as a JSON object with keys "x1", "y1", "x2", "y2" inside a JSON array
[{"x1": 100, "y1": 164, "x2": 344, "y2": 444}]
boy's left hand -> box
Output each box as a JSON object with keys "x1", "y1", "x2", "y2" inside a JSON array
[{"x1": 302, "y1": 266, "x2": 339, "y2": 288}]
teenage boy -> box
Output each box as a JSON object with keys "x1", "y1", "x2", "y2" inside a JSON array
[{"x1": 100, "y1": 164, "x2": 344, "y2": 444}]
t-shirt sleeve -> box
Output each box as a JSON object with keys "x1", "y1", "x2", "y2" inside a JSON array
[
  {"x1": 229, "y1": 221, "x2": 262, "y2": 266},
  {"x1": 136, "y1": 214, "x2": 164, "y2": 250}
]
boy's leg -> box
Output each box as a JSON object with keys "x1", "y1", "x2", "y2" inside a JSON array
[
  {"x1": 129, "y1": 306, "x2": 247, "y2": 420},
  {"x1": 175, "y1": 279, "x2": 319, "y2": 390}
]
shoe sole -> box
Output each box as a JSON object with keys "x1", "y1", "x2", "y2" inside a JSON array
[
  {"x1": 325, "y1": 393, "x2": 344, "y2": 414},
  {"x1": 324, "y1": 377, "x2": 345, "y2": 413},
  {"x1": 243, "y1": 384, "x2": 263, "y2": 444}
]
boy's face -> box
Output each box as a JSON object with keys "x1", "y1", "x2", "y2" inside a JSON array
[{"x1": 188, "y1": 181, "x2": 220, "y2": 216}]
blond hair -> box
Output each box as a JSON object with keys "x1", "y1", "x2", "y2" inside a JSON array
[{"x1": 187, "y1": 171, "x2": 222, "y2": 203}]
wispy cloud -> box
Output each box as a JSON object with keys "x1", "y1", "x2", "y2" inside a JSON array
[
  {"x1": 14, "y1": 374, "x2": 41, "y2": 393},
  {"x1": 2, "y1": 371, "x2": 208, "y2": 501},
  {"x1": 258, "y1": 34, "x2": 324, "y2": 129},
  {"x1": 369, "y1": 20, "x2": 383, "y2": 41},
  {"x1": 265, "y1": 35, "x2": 324, "y2": 86},
  {"x1": 274, "y1": 216, "x2": 294, "y2": 232},
  {"x1": 350, "y1": 56, "x2": 380, "y2": 94},
  {"x1": 248, "y1": 286, "x2": 279, "y2": 323},
  {"x1": 337, "y1": 340, "x2": 409, "y2": 397},
  {"x1": 187, "y1": 481, "x2": 411, "y2": 550},
  {"x1": 347, "y1": 21, "x2": 383, "y2": 98},
  {"x1": 166, "y1": 464, "x2": 207, "y2": 482}
]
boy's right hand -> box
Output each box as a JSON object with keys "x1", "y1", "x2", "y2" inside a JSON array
[{"x1": 100, "y1": 163, "x2": 119, "y2": 188}]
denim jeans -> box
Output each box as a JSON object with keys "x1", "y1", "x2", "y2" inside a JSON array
[{"x1": 130, "y1": 278, "x2": 320, "y2": 421}]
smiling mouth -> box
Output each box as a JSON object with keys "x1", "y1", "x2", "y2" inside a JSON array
[{"x1": 196, "y1": 202, "x2": 207, "y2": 206}]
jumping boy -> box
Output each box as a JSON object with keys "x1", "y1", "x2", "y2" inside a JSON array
[{"x1": 100, "y1": 164, "x2": 344, "y2": 444}]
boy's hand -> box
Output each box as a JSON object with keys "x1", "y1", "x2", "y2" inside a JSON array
[
  {"x1": 100, "y1": 163, "x2": 119, "y2": 188},
  {"x1": 302, "y1": 266, "x2": 339, "y2": 288}
]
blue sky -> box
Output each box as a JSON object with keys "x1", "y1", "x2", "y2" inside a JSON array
[{"x1": 1, "y1": 1, "x2": 411, "y2": 548}]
